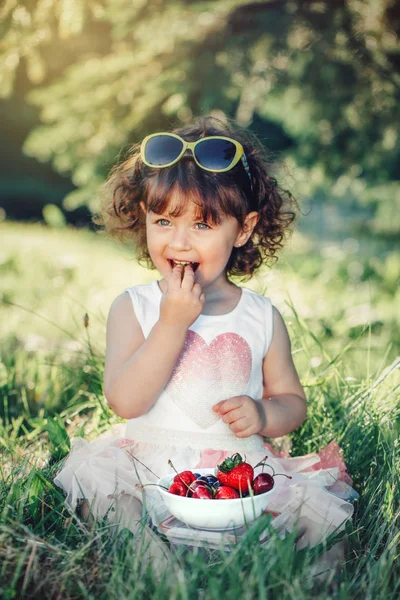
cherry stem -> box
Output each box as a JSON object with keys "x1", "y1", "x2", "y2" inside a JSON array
[
  {"x1": 136, "y1": 483, "x2": 169, "y2": 491},
  {"x1": 167, "y1": 459, "x2": 191, "y2": 491},
  {"x1": 125, "y1": 450, "x2": 160, "y2": 479},
  {"x1": 168, "y1": 459, "x2": 178, "y2": 475},
  {"x1": 254, "y1": 457, "x2": 292, "y2": 480},
  {"x1": 256, "y1": 459, "x2": 275, "y2": 476},
  {"x1": 254, "y1": 456, "x2": 269, "y2": 470}
]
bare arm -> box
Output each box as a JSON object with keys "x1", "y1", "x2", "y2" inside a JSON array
[
  {"x1": 104, "y1": 264, "x2": 205, "y2": 419},
  {"x1": 258, "y1": 306, "x2": 307, "y2": 437},
  {"x1": 104, "y1": 294, "x2": 188, "y2": 419}
]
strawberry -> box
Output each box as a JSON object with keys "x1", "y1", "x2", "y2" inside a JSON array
[
  {"x1": 216, "y1": 453, "x2": 254, "y2": 494},
  {"x1": 215, "y1": 486, "x2": 240, "y2": 500}
]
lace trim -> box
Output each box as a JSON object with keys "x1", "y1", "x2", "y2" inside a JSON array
[{"x1": 125, "y1": 422, "x2": 265, "y2": 452}]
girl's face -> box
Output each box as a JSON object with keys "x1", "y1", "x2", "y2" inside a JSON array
[{"x1": 142, "y1": 198, "x2": 257, "y2": 294}]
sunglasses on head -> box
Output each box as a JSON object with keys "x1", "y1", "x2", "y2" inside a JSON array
[{"x1": 140, "y1": 132, "x2": 252, "y2": 183}]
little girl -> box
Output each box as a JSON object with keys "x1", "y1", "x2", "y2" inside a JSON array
[{"x1": 55, "y1": 115, "x2": 357, "y2": 553}]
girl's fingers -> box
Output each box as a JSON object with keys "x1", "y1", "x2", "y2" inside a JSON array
[
  {"x1": 229, "y1": 416, "x2": 248, "y2": 433},
  {"x1": 181, "y1": 263, "x2": 194, "y2": 289},
  {"x1": 234, "y1": 425, "x2": 254, "y2": 439},
  {"x1": 221, "y1": 407, "x2": 244, "y2": 425},
  {"x1": 168, "y1": 264, "x2": 183, "y2": 290}
]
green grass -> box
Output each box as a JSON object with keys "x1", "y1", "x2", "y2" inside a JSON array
[{"x1": 0, "y1": 220, "x2": 399, "y2": 598}]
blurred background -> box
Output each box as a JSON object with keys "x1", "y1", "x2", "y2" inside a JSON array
[{"x1": 0, "y1": 0, "x2": 399, "y2": 375}]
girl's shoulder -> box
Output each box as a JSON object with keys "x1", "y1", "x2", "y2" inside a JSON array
[
  {"x1": 238, "y1": 285, "x2": 274, "y2": 347},
  {"x1": 240, "y1": 289, "x2": 296, "y2": 368},
  {"x1": 109, "y1": 281, "x2": 158, "y2": 324},
  {"x1": 124, "y1": 279, "x2": 160, "y2": 304},
  {"x1": 125, "y1": 279, "x2": 158, "y2": 293},
  {"x1": 241, "y1": 288, "x2": 287, "y2": 334},
  {"x1": 122, "y1": 280, "x2": 161, "y2": 335},
  {"x1": 240, "y1": 285, "x2": 274, "y2": 311}
]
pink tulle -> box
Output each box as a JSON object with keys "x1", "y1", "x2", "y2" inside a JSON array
[
  {"x1": 54, "y1": 430, "x2": 358, "y2": 546},
  {"x1": 194, "y1": 441, "x2": 288, "y2": 470},
  {"x1": 112, "y1": 438, "x2": 138, "y2": 449},
  {"x1": 194, "y1": 449, "x2": 231, "y2": 469},
  {"x1": 308, "y1": 441, "x2": 353, "y2": 485},
  {"x1": 193, "y1": 440, "x2": 353, "y2": 486},
  {"x1": 263, "y1": 439, "x2": 354, "y2": 485}
]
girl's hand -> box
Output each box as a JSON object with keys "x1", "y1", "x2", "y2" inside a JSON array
[
  {"x1": 159, "y1": 264, "x2": 206, "y2": 329},
  {"x1": 213, "y1": 395, "x2": 266, "y2": 438}
]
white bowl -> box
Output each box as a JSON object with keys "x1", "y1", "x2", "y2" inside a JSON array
[{"x1": 156, "y1": 467, "x2": 275, "y2": 530}]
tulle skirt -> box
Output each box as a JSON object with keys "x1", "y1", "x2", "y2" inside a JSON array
[{"x1": 54, "y1": 423, "x2": 358, "y2": 548}]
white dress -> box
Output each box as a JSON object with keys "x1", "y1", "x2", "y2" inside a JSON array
[{"x1": 54, "y1": 280, "x2": 358, "y2": 546}]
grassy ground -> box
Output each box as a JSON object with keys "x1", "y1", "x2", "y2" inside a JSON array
[{"x1": 0, "y1": 220, "x2": 399, "y2": 598}]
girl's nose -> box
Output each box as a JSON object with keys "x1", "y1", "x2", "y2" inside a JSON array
[{"x1": 168, "y1": 228, "x2": 192, "y2": 252}]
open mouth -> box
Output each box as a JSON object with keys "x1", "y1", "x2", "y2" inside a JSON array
[{"x1": 168, "y1": 259, "x2": 200, "y2": 272}]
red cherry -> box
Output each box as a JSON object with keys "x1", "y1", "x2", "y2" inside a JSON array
[
  {"x1": 191, "y1": 485, "x2": 213, "y2": 499},
  {"x1": 168, "y1": 481, "x2": 187, "y2": 496},
  {"x1": 187, "y1": 480, "x2": 207, "y2": 494},
  {"x1": 215, "y1": 486, "x2": 240, "y2": 500},
  {"x1": 173, "y1": 470, "x2": 196, "y2": 486},
  {"x1": 252, "y1": 473, "x2": 274, "y2": 495}
]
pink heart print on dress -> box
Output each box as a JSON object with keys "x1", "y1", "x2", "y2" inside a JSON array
[{"x1": 165, "y1": 330, "x2": 252, "y2": 429}]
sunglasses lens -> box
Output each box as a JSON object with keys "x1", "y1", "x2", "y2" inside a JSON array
[
  {"x1": 195, "y1": 139, "x2": 237, "y2": 171},
  {"x1": 144, "y1": 135, "x2": 184, "y2": 166}
]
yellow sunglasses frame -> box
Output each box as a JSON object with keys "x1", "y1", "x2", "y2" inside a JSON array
[{"x1": 140, "y1": 132, "x2": 246, "y2": 173}]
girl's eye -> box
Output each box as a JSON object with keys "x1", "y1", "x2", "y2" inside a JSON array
[
  {"x1": 155, "y1": 219, "x2": 210, "y2": 230},
  {"x1": 195, "y1": 222, "x2": 210, "y2": 230}
]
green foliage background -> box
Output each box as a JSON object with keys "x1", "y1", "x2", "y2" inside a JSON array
[{"x1": 1, "y1": 0, "x2": 399, "y2": 237}]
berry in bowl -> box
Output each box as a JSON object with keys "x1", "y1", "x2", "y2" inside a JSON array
[{"x1": 153, "y1": 454, "x2": 290, "y2": 530}]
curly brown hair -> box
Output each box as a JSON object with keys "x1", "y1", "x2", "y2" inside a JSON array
[{"x1": 92, "y1": 114, "x2": 299, "y2": 280}]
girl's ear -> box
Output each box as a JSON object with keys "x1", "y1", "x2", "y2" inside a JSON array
[{"x1": 234, "y1": 211, "x2": 258, "y2": 247}]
